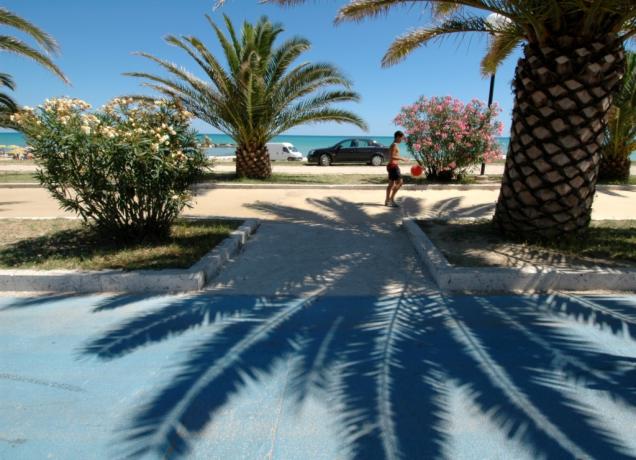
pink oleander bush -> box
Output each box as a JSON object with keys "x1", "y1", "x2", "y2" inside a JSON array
[{"x1": 395, "y1": 96, "x2": 504, "y2": 181}]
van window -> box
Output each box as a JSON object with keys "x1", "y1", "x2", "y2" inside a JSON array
[{"x1": 283, "y1": 147, "x2": 289, "y2": 153}]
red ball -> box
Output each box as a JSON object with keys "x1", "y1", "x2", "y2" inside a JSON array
[{"x1": 410, "y1": 164, "x2": 423, "y2": 177}]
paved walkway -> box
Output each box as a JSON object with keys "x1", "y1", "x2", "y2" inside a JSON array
[
  {"x1": 1, "y1": 194, "x2": 636, "y2": 459},
  {"x1": 2, "y1": 161, "x2": 636, "y2": 176},
  {"x1": 1, "y1": 186, "x2": 636, "y2": 220}
]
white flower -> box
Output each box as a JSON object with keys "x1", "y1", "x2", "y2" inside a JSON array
[{"x1": 81, "y1": 125, "x2": 91, "y2": 135}]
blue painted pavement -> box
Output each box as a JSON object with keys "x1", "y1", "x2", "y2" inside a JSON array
[{"x1": 1, "y1": 292, "x2": 636, "y2": 459}]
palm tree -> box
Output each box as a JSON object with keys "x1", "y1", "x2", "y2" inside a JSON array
[
  {"x1": 127, "y1": 14, "x2": 367, "y2": 179},
  {"x1": 0, "y1": 7, "x2": 67, "y2": 124},
  {"x1": 599, "y1": 51, "x2": 636, "y2": 183},
  {"x1": 266, "y1": 0, "x2": 636, "y2": 240}
]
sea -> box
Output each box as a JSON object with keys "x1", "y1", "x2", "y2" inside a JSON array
[{"x1": 2, "y1": 132, "x2": 635, "y2": 160}]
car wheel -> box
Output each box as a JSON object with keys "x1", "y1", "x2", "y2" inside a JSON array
[
  {"x1": 371, "y1": 154, "x2": 383, "y2": 166},
  {"x1": 319, "y1": 154, "x2": 332, "y2": 166}
]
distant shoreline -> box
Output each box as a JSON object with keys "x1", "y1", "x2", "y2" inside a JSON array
[{"x1": 2, "y1": 132, "x2": 634, "y2": 160}]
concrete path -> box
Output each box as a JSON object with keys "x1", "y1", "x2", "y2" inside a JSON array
[
  {"x1": 1, "y1": 186, "x2": 636, "y2": 220},
  {"x1": 1, "y1": 195, "x2": 636, "y2": 459}
]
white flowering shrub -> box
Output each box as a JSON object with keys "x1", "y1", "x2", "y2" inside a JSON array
[{"x1": 12, "y1": 98, "x2": 208, "y2": 241}]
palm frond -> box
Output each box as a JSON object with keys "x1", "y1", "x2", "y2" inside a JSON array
[
  {"x1": 121, "y1": 295, "x2": 319, "y2": 459},
  {"x1": 335, "y1": 0, "x2": 411, "y2": 24},
  {"x1": 164, "y1": 35, "x2": 234, "y2": 97},
  {"x1": 273, "y1": 107, "x2": 368, "y2": 135},
  {"x1": 0, "y1": 35, "x2": 67, "y2": 82},
  {"x1": 335, "y1": 0, "x2": 514, "y2": 24},
  {"x1": 0, "y1": 7, "x2": 59, "y2": 53},
  {"x1": 480, "y1": 27, "x2": 523, "y2": 74},
  {"x1": 0, "y1": 92, "x2": 17, "y2": 112},
  {"x1": 264, "y1": 36, "x2": 311, "y2": 88},
  {"x1": 432, "y1": 2, "x2": 464, "y2": 19},
  {"x1": 205, "y1": 14, "x2": 241, "y2": 76},
  {"x1": 382, "y1": 16, "x2": 491, "y2": 67},
  {"x1": 0, "y1": 73, "x2": 15, "y2": 91}
]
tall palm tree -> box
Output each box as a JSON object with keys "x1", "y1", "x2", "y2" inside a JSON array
[
  {"x1": 0, "y1": 7, "x2": 67, "y2": 124},
  {"x1": 127, "y1": 14, "x2": 367, "y2": 179},
  {"x1": 266, "y1": 0, "x2": 636, "y2": 240},
  {"x1": 599, "y1": 51, "x2": 636, "y2": 182}
]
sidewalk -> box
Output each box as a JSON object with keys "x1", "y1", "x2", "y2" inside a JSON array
[
  {"x1": 1, "y1": 186, "x2": 636, "y2": 220},
  {"x1": 1, "y1": 192, "x2": 635, "y2": 459}
]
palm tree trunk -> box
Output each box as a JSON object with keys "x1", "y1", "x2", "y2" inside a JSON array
[
  {"x1": 493, "y1": 35, "x2": 625, "y2": 240},
  {"x1": 235, "y1": 144, "x2": 272, "y2": 179}
]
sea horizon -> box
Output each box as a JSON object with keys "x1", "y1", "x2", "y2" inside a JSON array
[
  {"x1": 0, "y1": 132, "x2": 508, "y2": 159},
  {"x1": 2, "y1": 132, "x2": 634, "y2": 160}
]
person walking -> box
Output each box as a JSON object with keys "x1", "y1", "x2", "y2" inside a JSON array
[{"x1": 385, "y1": 130, "x2": 406, "y2": 207}]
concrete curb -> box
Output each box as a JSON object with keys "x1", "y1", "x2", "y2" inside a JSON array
[
  {"x1": 5, "y1": 181, "x2": 633, "y2": 192},
  {"x1": 0, "y1": 219, "x2": 260, "y2": 294},
  {"x1": 403, "y1": 217, "x2": 636, "y2": 293},
  {"x1": 0, "y1": 183, "x2": 40, "y2": 189}
]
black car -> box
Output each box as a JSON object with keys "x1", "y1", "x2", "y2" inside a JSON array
[{"x1": 307, "y1": 139, "x2": 390, "y2": 166}]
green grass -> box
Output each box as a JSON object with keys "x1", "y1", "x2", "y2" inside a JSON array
[
  {"x1": 0, "y1": 172, "x2": 37, "y2": 183},
  {"x1": 539, "y1": 221, "x2": 636, "y2": 263},
  {"x1": 203, "y1": 172, "x2": 503, "y2": 185},
  {"x1": 0, "y1": 168, "x2": 632, "y2": 186},
  {"x1": 0, "y1": 159, "x2": 35, "y2": 166},
  {"x1": 0, "y1": 218, "x2": 240, "y2": 271},
  {"x1": 597, "y1": 176, "x2": 636, "y2": 185},
  {"x1": 420, "y1": 219, "x2": 636, "y2": 267}
]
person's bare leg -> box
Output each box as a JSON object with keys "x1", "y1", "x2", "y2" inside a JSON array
[
  {"x1": 390, "y1": 179, "x2": 403, "y2": 203},
  {"x1": 385, "y1": 181, "x2": 394, "y2": 205}
]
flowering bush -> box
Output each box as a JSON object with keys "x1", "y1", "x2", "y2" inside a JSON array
[
  {"x1": 11, "y1": 97, "x2": 208, "y2": 241},
  {"x1": 394, "y1": 96, "x2": 504, "y2": 181}
]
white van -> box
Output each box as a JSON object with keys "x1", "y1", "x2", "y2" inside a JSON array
[{"x1": 266, "y1": 142, "x2": 303, "y2": 161}]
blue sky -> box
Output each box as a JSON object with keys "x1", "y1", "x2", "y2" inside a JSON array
[{"x1": 3, "y1": 0, "x2": 522, "y2": 136}]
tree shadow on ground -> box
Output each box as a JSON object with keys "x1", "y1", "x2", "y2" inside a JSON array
[
  {"x1": 400, "y1": 196, "x2": 495, "y2": 220},
  {"x1": 75, "y1": 199, "x2": 636, "y2": 459},
  {"x1": 0, "y1": 201, "x2": 25, "y2": 212}
]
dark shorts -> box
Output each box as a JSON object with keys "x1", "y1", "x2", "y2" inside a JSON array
[{"x1": 387, "y1": 165, "x2": 402, "y2": 181}]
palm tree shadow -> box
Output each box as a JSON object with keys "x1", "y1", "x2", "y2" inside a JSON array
[
  {"x1": 0, "y1": 293, "x2": 81, "y2": 311},
  {"x1": 77, "y1": 199, "x2": 636, "y2": 459},
  {"x1": 440, "y1": 295, "x2": 636, "y2": 459},
  {"x1": 401, "y1": 196, "x2": 495, "y2": 220}
]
